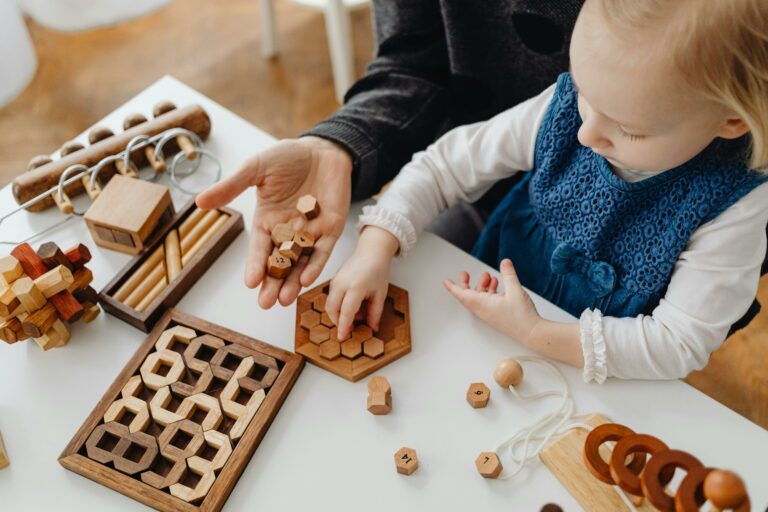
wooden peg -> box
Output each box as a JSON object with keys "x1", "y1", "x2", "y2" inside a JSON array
[
  {"x1": 153, "y1": 101, "x2": 198, "y2": 159},
  {"x1": 34, "y1": 265, "x2": 74, "y2": 298},
  {"x1": 27, "y1": 154, "x2": 52, "y2": 171},
  {"x1": 180, "y1": 209, "x2": 221, "y2": 256},
  {"x1": 293, "y1": 230, "x2": 315, "y2": 255},
  {"x1": 181, "y1": 214, "x2": 229, "y2": 266},
  {"x1": 271, "y1": 223, "x2": 295, "y2": 247},
  {"x1": 296, "y1": 194, "x2": 320, "y2": 220},
  {"x1": 135, "y1": 274, "x2": 168, "y2": 313},
  {"x1": 267, "y1": 250, "x2": 292, "y2": 279},
  {"x1": 467, "y1": 382, "x2": 491, "y2": 408},
  {"x1": 124, "y1": 261, "x2": 165, "y2": 309},
  {"x1": 11, "y1": 277, "x2": 45, "y2": 313},
  {"x1": 114, "y1": 245, "x2": 164, "y2": 303},
  {"x1": 63, "y1": 243, "x2": 92, "y2": 269},
  {"x1": 0, "y1": 256, "x2": 23, "y2": 286},
  {"x1": 494, "y1": 358, "x2": 524, "y2": 388},
  {"x1": 367, "y1": 376, "x2": 392, "y2": 415},
  {"x1": 165, "y1": 229, "x2": 182, "y2": 281},
  {"x1": 84, "y1": 126, "x2": 115, "y2": 198},
  {"x1": 0, "y1": 429, "x2": 9, "y2": 469},
  {"x1": 37, "y1": 242, "x2": 74, "y2": 271},
  {"x1": 81, "y1": 302, "x2": 101, "y2": 323},
  {"x1": 20, "y1": 302, "x2": 56, "y2": 338},
  {"x1": 51, "y1": 187, "x2": 74, "y2": 215},
  {"x1": 394, "y1": 447, "x2": 419, "y2": 475},
  {"x1": 475, "y1": 451, "x2": 503, "y2": 478},
  {"x1": 67, "y1": 267, "x2": 93, "y2": 293},
  {"x1": 123, "y1": 113, "x2": 166, "y2": 173},
  {"x1": 0, "y1": 286, "x2": 20, "y2": 318},
  {"x1": 279, "y1": 240, "x2": 302, "y2": 263},
  {"x1": 0, "y1": 317, "x2": 23, "y2": 344},
  {"x1": 179, "y1": 208, "x2": 207, "y2": 239}
]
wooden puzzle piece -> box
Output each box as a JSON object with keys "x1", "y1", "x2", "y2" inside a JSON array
[
  {"x1": 362, "y1": 337, "x2": 384, "y2": 358},
  {"x1": 0, "y1": 286, "x2": 20, "y2": 318},
  {"x1": 85, "y1": 422, "x2": 158, "y2": 475},
  {"x1": 209, "y1": 343, "x2": 280, "y2": 391},
  {"x1": 158, "y1": 419, "x2": 205, "y2": 463},
  {"x1": 466, "y1": 383, "x2": 491, "y2": 409},
  {"x1": 300, "y1": 310, "x2": 321, "y2": 330},
  {"x1": 155, "y1": 325, "x2": 197, "y2": 352},
  {"x1": 13, "y1": 277, "x2": 46, "y2": 314},
  {"x1": 34, "y1": 265, "x2": 74, "y2": 298},
  {"x1": 140, "y1": 455, "x2": 187, "y2": 490},
  {"x1": 187, "y1": 430, "x2": 232, "y2": 474},
  {"x1": 33, "y1": 319, "x2": 70, "y2": 350},
  {"x1": 81, "y1": 303, "x2": 101, "y2": 323},
  {"x1": 475, "y1": 452, "x2": 503, "y2": 479},
  {"x1": 164, "y1": 229, "x2": 183, "y2": 282},
  {"x1": 67, "y1": 268, "x2": 93, "y2": 293},
  {"x1": 104, "y1": 396, "x2": 151, "y2": 433},
  {"x1": 296, "y1": 194, "x2": 320, "y2": 220},
  {"x1": 278, "y1": 240, "x2": 301, "y2": 263},
  {"x1": 219, "y1": 357, "x2": 267, "y2": 440},
  {"x1": 0, "y1": 256, "x2": 23, "y2": 286},
  {"x1": 184, "y1": 334, "x2": 226, "y2": 372},
  {"x1": 171, "y1": 365, "x2": 214, "y2": 399},
  {"x1": 64, "y1": 244, "x2": 91, "y2": 269},
  {"x1": 309, "y1": 325, "x2": 330, "y2": 344},
  {"x1": 341, "y1": 339, "x2": 363, "y2": 359},
  {"x1": 367, "y1": 376, "x2": 392, "y2": 415},
  {"x1": 149, "y1": 386, "x2": 187, "y2": 426},
  {"x1": 176, "y1": 393, "x2": 223, "y2": 432},
  {"x1": 320, "y1": 311, "x2": 335, "y2": 328},
  {"x1": 0, "y1": 429, "x2": 8, "y2": 469},
  {"x1": 140, "y1": 349, "x2": 185, "y2": 390},
  {"x1": 270, "y1": 223, "x2": 295, "y2": 246},
  {"x1": 169, "y1": 470, "x2": 215, "y2": 503},
  {"x1": 293, "y1": 230, "x2": 315, "y2": 255},
  {"x1": 394, "y1": 447, "x2": 418, "y2": 475},
  {"x1": 319, "y1": 340, "x2": 341, "y2": 360},
  {"x1": 37, "y1": 242, "x2": 75, "y2": 272},
  {"x1": 267, "y1": 250, "x2": 292, "y2": 279}
]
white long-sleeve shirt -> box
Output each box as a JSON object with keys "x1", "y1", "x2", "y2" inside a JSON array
[{"x1": 359, "y1": 84, "x2": 768, "y2": 382}]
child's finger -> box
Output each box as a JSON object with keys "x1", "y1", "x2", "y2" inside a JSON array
[
  {"x1": 338, "y1": 289, "x2": 365, "y2": 339},
  {"x1": 475, "y1": 271, "x2": 491, "y2": 292},
  {"x1": 500, "y1": 258, "x2": 523, "y2": 296},
  {"x1": 459, "y1": 271, "x2": 471, "y2": 289},
  {"x1": 366, "y1": 289, "x2": 387, "y2": 332},
  {"x1": 443, "y1": 279, "x2": 482, "y2": 311},
  {"x1": 489, "y1": 277, "x2": 499, "y2": 294},
  {"x1": 325, "y1": 280, "x2": 345, "y2": 325}
]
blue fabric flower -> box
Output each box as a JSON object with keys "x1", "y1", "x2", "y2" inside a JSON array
[{"x1": 550, "y1": 242, "x2": 616, "y2": 297}]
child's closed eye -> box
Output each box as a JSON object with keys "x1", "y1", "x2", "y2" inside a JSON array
[{"x1": 618, "y1": 125, "x2": 646, "y2": 142}]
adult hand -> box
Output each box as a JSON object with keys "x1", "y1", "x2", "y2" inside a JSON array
[{"x1": 196, "y1": 136, "x2": 353, "y2": 308}]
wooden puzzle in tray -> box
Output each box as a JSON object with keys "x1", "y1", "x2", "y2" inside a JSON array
[
  {"x1": 295, "y1": 280, "x2": 411, "y2": 382},
  {"x1": 59, "y1": 309, "x2": 303, "y2": 512}
]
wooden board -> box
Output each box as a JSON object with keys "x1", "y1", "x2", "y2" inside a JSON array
[
  {"x1": 98, "y1": 201, "x2": 244, "y2": 332},
  {"x1": 539, "y1": 413, "x2": 656, "y2": 512},
  {"x1": 59, "y1": 309, "x2": 304, "y2": 512},
  {"x1": 294, "y1": 281, "x2": 411, "y2": 382}
]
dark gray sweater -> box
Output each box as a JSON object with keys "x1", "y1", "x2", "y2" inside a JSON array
[{"x1": 304, "y1": 0, "x2": 584, "y2": 201}]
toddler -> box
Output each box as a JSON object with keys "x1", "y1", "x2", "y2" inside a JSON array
[{"x1": 325, "y1": 0, "x2": 768, "y2": 381}]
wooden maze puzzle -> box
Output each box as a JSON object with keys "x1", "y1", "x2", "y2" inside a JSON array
[
  {"x1": 295, "y1": 280, "x2": 411, "y2": 382},
  {"x1": 60, "y1": 309, "x2": 303, "y2": 512}
]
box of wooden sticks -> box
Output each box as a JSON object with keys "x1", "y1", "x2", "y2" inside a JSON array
[{"x1": 98, "y1": 200, "x2": 243, "y2": 332}]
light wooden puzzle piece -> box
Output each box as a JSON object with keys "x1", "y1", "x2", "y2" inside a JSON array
[
  {"x1": 11, "y1": 276, "x2": 46, "y2": 312},
  {"x1": 0, "y1": 256, "x2": 22, "y2": 286},
  {"x1": 140, "y1": 349, "x2": 185, "y2": 390},
  {"x1": 279, "y1": 240, "x2": 302, "y2": 263},
  {"x1": 149, "y1": 386, "x2": 187, "y2": 426},
  {"x1": 367, "y1": 376, "x2": 392, "y2": 415},
  {"x1": 220, "y1": 357, "x2": 267, "y2": 440},
  {"x1": 176, "y1": 393, "x2": 223, "y2": 432},
  {"x1": 267, "y1": 250, "x2": 292, "y2": 279},
  {"x1": 270, "y1": 223, "x2": 295, "y2": 246},
  {"x1": 0, "y1": 429, "x2": 9, "y2": 469},
  {"x1": 293, "y1": 230, "x2": 315, "y2": 255},
  {"x1": 475, "y1": 451, "x2": 503, "y2": 479},
  {"x1": 467, "y1": 382, "x2": 491, "y2": 408},
  {"x1": 296, "y1": 194, "x2": 320, "y2": 220},
  {"x1": 394, "y1": 447, "x2": 418, "y2": 475},
  {"x1": 187, "y1": 430, "x2": 232, "y2": 474},
  {"x1": 103, "y1": 396, "x2": 151, "y2": 433}
]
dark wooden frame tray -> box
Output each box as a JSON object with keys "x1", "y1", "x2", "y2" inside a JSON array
[
  {"x1": 59, "y1": 309, "x2": 304, "y2": 512},
  {"x1": 98, "y1": 200, "x2": 244, "y2": 332}
]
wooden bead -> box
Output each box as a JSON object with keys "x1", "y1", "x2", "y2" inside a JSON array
[
  {"x1": 271, "y1": 223, "x2": 295, "y2": 246},
  {"x1": 703, "y1": 470, "x2": 748, "y2": 509},
  {"x1": 296, "y1": 194, "x2": 320, "y2": 220},
  {"x1": 152, "y1": 100, "x2": 177, "y2": 117},
  {"x1": 475, "y1": 451, "x2": 503, "y2": 478},
  {"x1": 123, "y1": 113, "x2": 148, "y2": 130},
  {"x1": 539, "y1": 505, "x2": 563, "y2": 512},
  {"x1": 267, "y1": 251, "x2": 292, "y2": 279},
  {"x1": 394, "y1": 447, "x2": 418, "y2": 475},
  {"x1": 467, "y1": 382, "x2": 491, "y2": 408},
  {"x1": 27, "y1": 154, "x2": 52, "y2": 171},
  {"x1": 640, "y1": 449, "x2": 703, "y2": 511},
  {"x1": 293, "y1": 230, "x2": 315, "y2": 255},
  {"x1": 610, "y1": 434, "x2": 669, "y2": 496},
  {"x1": 278, "y1": 240, "x2": 302, "y2": 263},
  {"x1": 493, "y1": 358, "x2": 523, "y2": 388}
]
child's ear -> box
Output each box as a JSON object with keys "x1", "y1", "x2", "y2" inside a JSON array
[{"x1": 717, "y1": 116, "x2": 750, "y2": 140}]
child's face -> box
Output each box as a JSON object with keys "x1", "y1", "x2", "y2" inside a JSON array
[{"x1": 569, "y1": 0, "x2": 741, "y2": 173}]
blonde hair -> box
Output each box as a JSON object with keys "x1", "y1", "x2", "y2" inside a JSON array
[{"x1": 598, "y1": 0, "x2": 768, "y2": 171}]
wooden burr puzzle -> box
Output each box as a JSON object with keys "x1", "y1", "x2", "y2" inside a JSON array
[
  {"x1": 99, "y1": 200, "x2": 244, "y2": 332},
  {"x1": 294, "y1": 280, "x2": 411, "y2": 382},
  {"x1": 59, "y1": 309, "x2": 304, "y2": 512},
  {"x1": 0, "y1": 242, "x2": 100, "y2": 350}
]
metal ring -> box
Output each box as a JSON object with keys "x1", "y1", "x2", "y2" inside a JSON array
[
  {"x1": 154, "y1": 128, "x2": 204, "y2": 177},
  {"x1": 90, "y1": 154, "x2": 121, "y2": 190},
  {"x1": 57, "y1": 164, "x2": 89, "y2": 216},
  {"x1": 168, "y1": 147, "x2": 222, "y2": 195}
]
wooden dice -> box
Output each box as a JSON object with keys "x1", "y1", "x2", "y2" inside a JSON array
[
  {"x1": 467, "y1": 382, "x2": 491, "y2": 408},
  {"x1": 475, "y1": 451, "x2": 503, "y2": 478},
  {"x1": 394, "y1": 447, "x2": 419, "y2": 475},
  {"x1": 367, "y1": 376, "x2": 392, "y2": 415}
]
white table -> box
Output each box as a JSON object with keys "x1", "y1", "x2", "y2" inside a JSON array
[{"x1": 0, "y1": 76, "x2": 766, "y2": 511}]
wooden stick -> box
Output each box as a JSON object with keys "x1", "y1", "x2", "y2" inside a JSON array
[
  {"x1": 113, "y1": 246, "x2": 165, "y2": 302},
  {"x1": 135, "y1": 275, "x2": 168, "y2": 312},
  {"x1": 124, "y1": 262, "x2": 166, "y2": 309},
  {"x1": 164, "y1": 229, "x2": 182, "y2": 281},
  {"x1": 181, "y1": 214, "x2": 229, "y2": 266},
  {"x1": 178, "y1": 207, "x2": 206, "y2": 239},
  {"x1": 180, "y1": 210, "x2": 221, "y2": 255}
]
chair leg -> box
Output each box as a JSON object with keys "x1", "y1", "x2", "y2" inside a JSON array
[
  {"x1": 259, "y1": 0, "x2": 278, "y2": 58},
  {"x1": 323, "y1": 0, "x2": 355, "y2": 103}
]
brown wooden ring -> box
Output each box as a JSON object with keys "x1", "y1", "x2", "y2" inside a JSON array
[
  {"x1": 641, "y1": 449, "x2": 703, "y2": 512},
  {"x1": 583, "y1": 423, "x2": 646, "y2": 484},
  {"x1": 674, "y1": 466, "x2": 713, "y2": 512},
  {"x1": 610, "y1": 433, "x2": 671, "y2": 496}
]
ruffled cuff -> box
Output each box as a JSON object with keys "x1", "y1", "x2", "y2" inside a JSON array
[
  {"x1": 579, "y1": 309, "x2": 608, "y2": 384},
  {"x1": 357, "y1": 205, "x2": 418, "y2": 257}
]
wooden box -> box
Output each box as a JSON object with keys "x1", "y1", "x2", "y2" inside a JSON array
[
  {"x1": 99, "y1": 200, "x2": 243, "y2": 332},
  {"x1": 59, "y1": 309, "x2": 304, "y2": 512},
  {"x1": 84, "y1": 175, "x2": 175, "y2": 255}
]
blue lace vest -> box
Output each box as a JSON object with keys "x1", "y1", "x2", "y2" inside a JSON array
[{"x1": 472, "y1": 73, "x2": 767, "y2": 318}]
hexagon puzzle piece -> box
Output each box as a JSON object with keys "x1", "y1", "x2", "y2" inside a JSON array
[
  {"x1": 475, "y1": 451, "x2": 503, "y2": 478},
  {"x1": 394, "y1": 447, "x2": 418, "y2": 475},
  {"x1": 295, "y1": 280, "x2": 411, "y2": 382},
  {"x1": 467, "y1": 383, "x2": 491, "y2": 408}
]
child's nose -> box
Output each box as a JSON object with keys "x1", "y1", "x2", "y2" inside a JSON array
[{"x1": 577, "y1": 119, "x2": 612, "y2": 150}]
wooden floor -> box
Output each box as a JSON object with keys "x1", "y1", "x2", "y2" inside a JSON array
[{"x1": 0, "y1": 0, "x2": 766, "y2": 430}]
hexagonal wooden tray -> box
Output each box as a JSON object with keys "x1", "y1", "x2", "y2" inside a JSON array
[
  {"x1": 59, "y1": 309, "x2": 304, "y2": 512},
  {"x1": 294, "y1": 280, "x2": 411, "y2": 382}
]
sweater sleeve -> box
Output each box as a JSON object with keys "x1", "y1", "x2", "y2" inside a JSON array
[
  {"x1": 580, "y1": 181, "x2": 768, "y2": 382},
  {"x1": 302, "y1": 0, "x2": 452, "y2": 201},
  {"x1": 358, "y1": 83, "x2": 556, "y2": 256}
]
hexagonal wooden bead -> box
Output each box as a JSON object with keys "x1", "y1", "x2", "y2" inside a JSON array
[
  {"x1": 363, "y1": 337, "x2": 384, "y2": 358},
  {"x1": 300, "y1": 310, "x2": 321, "y2": 330},
  {"x1": 467, "y1": 382, "x2": 491, "y2": 408},
  {"x1": 309, "y1": 325, "x2": 330, "y2": 344},
  {"x1": 367, "y1": 391, "x2": 391, "y2": 415},
  {"x1": 394, "y1": 447, "x2": 418, "y2": 475},
  {"x1": 270, "y1": 223, "x2": 295, "y2": 246},
  {"x1": 279, "y1": 240, "x2": 302, "y2": 263},
  {"x1": 267, "y1": 251, "x2": 292, "y2": 279},
  {"x1": 296, "y1": 194, "x2": 320, "y2": 220},
  {"x1": 293, "y1": 230, "x2": 315, "y2": 255},
  {"x1": 368, "y1": 376, "x2": 391, "y2": 395},
  {"x1": 318, "y1": 340, "x2": 341, "y2": 360},
  {"x1": 475, "y1": 451, "x2": 503, "y2": 478}
]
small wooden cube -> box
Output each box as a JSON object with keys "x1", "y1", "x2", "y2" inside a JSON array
[
  {"x1": 296, "y1": 194, "x2": 320, "y2": 220},
  {"x1": 363, "y1": 337, "x2": 385, "y2": 358},
  {"x1": 271, "y1": 223, "x2": 295, "y2": 246},
  {"x1": 12, "y1": 277, "x2": 46, "y2": 313},
  {"x1": 394, "y1": 447, "x2": 418, "y2": 475},
  {"x1": 0, "y1": 429, "x2": 9, "y2": 469},
  {"x1": 475, "y1": 451, "x2": 503, "y2": 478},
  {"x1": 34, "y1": 265, "x2": 74, "y2": 298},
  {"x1": 84, "y1": 175, "x2": 174, "y2": 255},
  {"x1": 293, "y1": 230, "x2": 315, "y2": 255},
  {"x1": 267, "y1": 251, "x2": 292, "y2": 279},
  {"x1": 467, "y1": 382, "x2": 491, "y2": 408},
  {"x1": 0, "y1": 256, "x2": 22, "y2": 286},
  {"x1": 278, "y1": 241, "x2": 302, "y2": 263}
]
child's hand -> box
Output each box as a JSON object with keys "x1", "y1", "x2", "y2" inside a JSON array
[
  {"x1": 326, "y1": 226, "x2": 400, "y2": 339},
  {"x1": 443, "y1": 259, "x2": 542, "y2": 345}
]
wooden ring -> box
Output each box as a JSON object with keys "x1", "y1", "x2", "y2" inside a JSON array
[
  {"x1": 609, "y1": 433, "x2": 670, "y2": 496},
  {"x1": 641, "y1": 449, "x2": 703, "y2": 512},
  {"x1": 674, "y1": 466, "x2": 713, "y2": 512},
  {"x1": 583, "y1": 423, "x2": 646, "y2": 484}
]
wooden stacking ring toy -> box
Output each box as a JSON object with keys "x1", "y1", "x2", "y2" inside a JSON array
[
  {"x1": 609, "y1": 433, "x2": 671, "y2": 496},
  {"x1": 674, "y1": 466, "x2": 713, "y2": 512},
  {"x1": 640, "y1": 449, "x2": 703, "y2": 511},
  {"x1": 583, "y1": 423, "x2": 646, "y2": 484}
]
